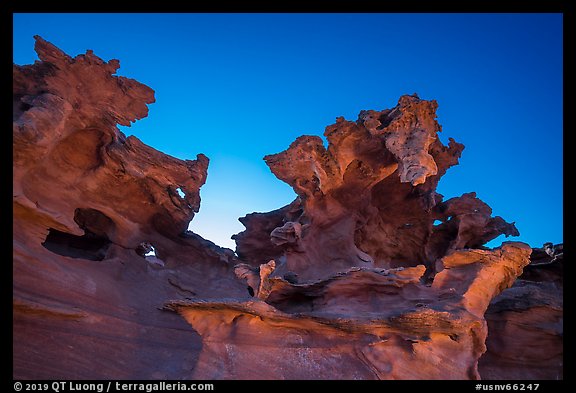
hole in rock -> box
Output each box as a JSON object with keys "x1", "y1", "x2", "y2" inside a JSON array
[
  {"x1": 135, "y1": 242, "x2": 165, "y2": 266},
  {"x1": 19, "y1": 101, "x2": 32, "y2": 112},
  {"x1": 176, "y1": 187, "x2": 185, "y2": 199},
  {"x1": 377, "y1": 110, "x2": 394, "y2": 129},
  {"x1": 267, "y1": 292, "x2": 317, "y2": 313},
  {"x1": 42, "y1": 228, "x2": 111, "y2": 261},
  {"x1": 433, "y1": 220, "x2": 443, "y2": 226},
  {"x1": 247, "y1": 286, "x2": 255, "y2": 297},
  {"x1": 136, "y1": 242, "x2": 157, "y2": 257}
]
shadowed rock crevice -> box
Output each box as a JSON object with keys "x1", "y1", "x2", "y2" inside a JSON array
[
  {"x1": 41, "y1": 208, "x2": 119, "y2": 261},
  {"x1": 42, "y1": 228, "x2": 111, "y2": 261}
]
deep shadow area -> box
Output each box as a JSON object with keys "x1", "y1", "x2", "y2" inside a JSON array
[{"x1": 42, "y1": 228, "x2": 111, "y2": 261}]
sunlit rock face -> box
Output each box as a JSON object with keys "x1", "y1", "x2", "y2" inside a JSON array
[
  {"x1": 234, "y1": 96, "x2": 520, "y2": 282},
  {"x1": 13, "y1": 37, "x2": 561, "y2": 380},
  {"x1": 173, "y1": 94, "x2": 532, "y2": 380},
  {"x1": 168, "y1": 242, "x2": 532, "y2": 379}
]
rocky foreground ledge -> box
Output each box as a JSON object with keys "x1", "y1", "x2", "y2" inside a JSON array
[{"x1": 13, "y1": 37, "x2": 562, "y2": 380}]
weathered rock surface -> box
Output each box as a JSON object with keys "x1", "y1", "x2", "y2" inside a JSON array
[
  {"x1": 167, "y1": 243, "x2": 532, "y2": 379},
  {"x1": 13, "y1": 36, "x2": 247, "y2": 379},
  {"x1": 479, "y1": 243, "x2": 563, "y2": 380},
  {"x1": 13, "y1": 37, "x2": 561, "y2": 380},
  {"x1": 169, "y1": 95, "x2": 538, "y2": 379},
  {"x1": 234, "y1": 97, "x2": 519, "y2": 283}
]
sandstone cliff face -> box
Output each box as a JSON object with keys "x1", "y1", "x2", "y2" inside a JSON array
[
  {"x1": 479, "y1": 243, "x2": 563, "y2": 380},
  {"x1": 167, "y1": 243, "x2": 532, "y2": 379},
  {"x1": 13, "y1": 36, "x2": 246, "y2": 379},
  {"x1": 13, "y1": 37, "x2": 562, "y2": 380}
]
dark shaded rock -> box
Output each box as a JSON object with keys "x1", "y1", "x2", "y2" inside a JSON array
[{"x1": 479, "y1": 243, "x2": 563, "y2": 380}]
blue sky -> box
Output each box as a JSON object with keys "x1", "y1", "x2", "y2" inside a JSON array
[{"x1": 13, "y1": 13, "x2": 563, "y2": 250}]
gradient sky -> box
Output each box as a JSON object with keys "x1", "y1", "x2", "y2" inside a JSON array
[{"x1": 13, "y1": 13, "x2": 563, "y2": 250}]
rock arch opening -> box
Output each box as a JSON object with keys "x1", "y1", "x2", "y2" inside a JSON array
[{"x1": 41, "y1": 208, "x2": 115, "y2": 261}]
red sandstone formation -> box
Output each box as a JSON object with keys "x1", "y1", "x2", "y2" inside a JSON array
[
  {"x1": 13, "y1": 36, "x2": 247, "y2": 379},
  {"x1": 167, "y1": 243, "x2": 532, "y2": 379},
  {"x1": 233, "y1": 98, "x2": 519, "y2": 283},
  {"x1": 13, "y1": 37, "x2": 562, "y2": 380},
  {"x1": 168, "y1": 94, "x2": 529, "y2": 380},
  {"x1": 479, "y1": 243, "x2": 563, "y2": 380}
]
